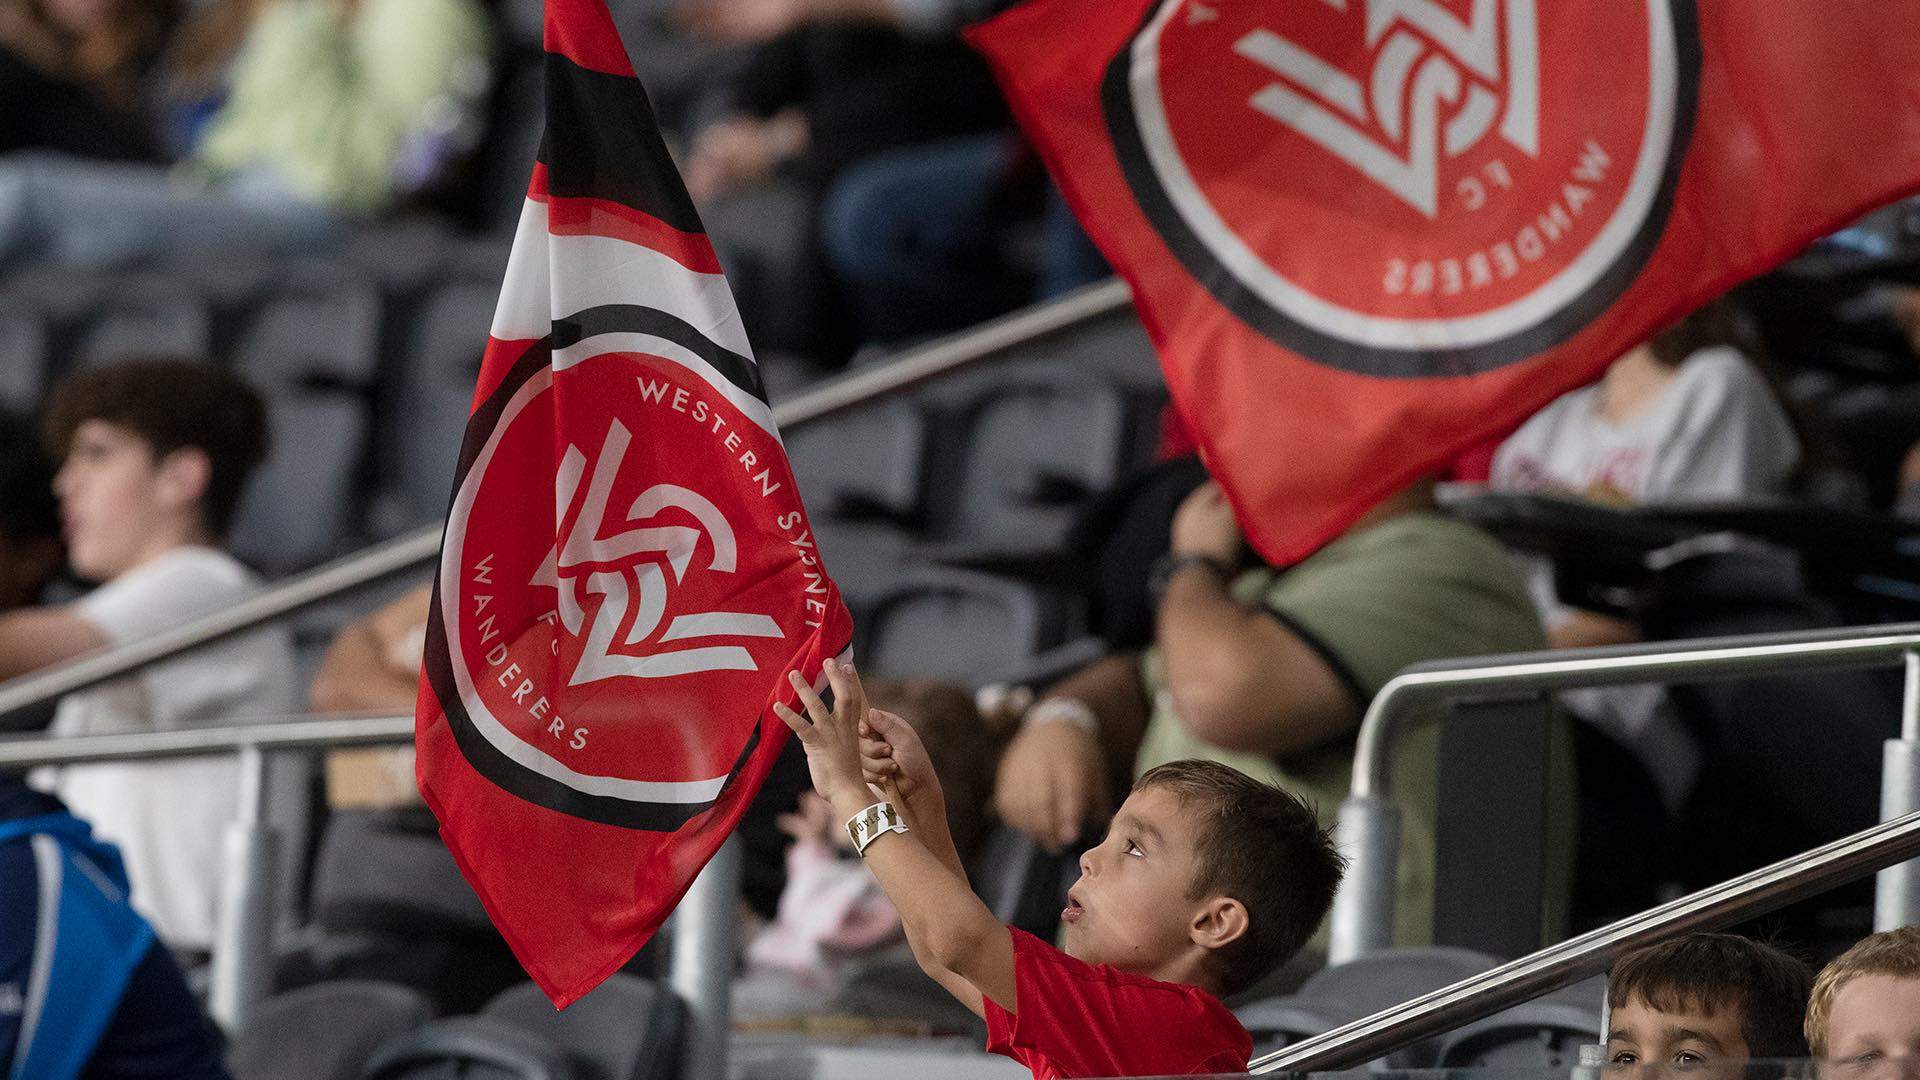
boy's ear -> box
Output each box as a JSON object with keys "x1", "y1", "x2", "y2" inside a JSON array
[
  {"x1": 1189, "y1": 895, "x2": 1250, "y2": 953},
  {"x1": 154, "y1": 447, "x2": 212, "y2": 519}
]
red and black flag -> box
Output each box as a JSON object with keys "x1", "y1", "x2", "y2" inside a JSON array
[
  {"x1": 971, "y1": 0, "x2": 1920, "y2": 563},
  {"x1": 415, "y1": 0, "x2": 854, "y2": 1006}
]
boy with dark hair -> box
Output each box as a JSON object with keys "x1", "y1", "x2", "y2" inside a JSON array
[
  {"x1": 0, "y1": 358, "x2": 295, "y2": 954},
  {"x1": 1606, "y1": 933, "x2": 1814, "y2": 1068},
  {"x1": 776, "y1": 657, "x2": 1345, "y2": 1078}
]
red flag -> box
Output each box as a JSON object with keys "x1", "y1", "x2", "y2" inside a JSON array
[
  {"x1": 970, "y1": 0, "x2": 1920, "y2": 563},
  {"x1": 415, "y1": 0, "x2": 853, "y2": 1006}
]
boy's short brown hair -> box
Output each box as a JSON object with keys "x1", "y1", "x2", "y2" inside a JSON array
[
  {"x1": 44, "y1": 358, "x2": 269, "y2": 538},
  {"x1": 1608, "y1": 933, "x2": 1813, "y2": 1058},
  {"x1": 1806, "y1": 925, "x2": 1920, "y2": 1058},
  {"x1": 1135, "y1": 760, "x2": 1345, "y2": 996}
]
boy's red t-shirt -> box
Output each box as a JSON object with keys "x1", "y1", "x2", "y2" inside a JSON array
[{"x1": 983, "y1": 927, "x2": 1252, "y2": 1078}]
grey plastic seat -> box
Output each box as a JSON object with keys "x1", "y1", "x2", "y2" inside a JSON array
[
  {"x1": 234, "y1": 273, "x2": 382, "y2": 386},
  {"x1": 930, "y1": 372, "x2": 1131, "y2": 552},
  {"x1": 857, "y1": 569, "x2": 1065, "y2": 684},
  {"x1": 1238, "y1": 947, "x2": 1504, "y2": 1067},
  {"x1": 308, "y1": 810, "x2": 491, "y2": 935},
  {"x1": 360, "y1": 1016, "x2": 574, "y2": 1080},
  {"x1": 786, "y1": 400, "x2": 928, "y2": 529},
  {"x1": 0, "y1": 300, "x2": 47, "y2": 409},
  {"x1": 71, "y1": 276, "x2": 212, "y2": 370},
  {"x1": 383, "y1": 280, "x2": 497, "y2": 526},
  {"x1": 227, "y1": 980, "x2": 432, "y2": 1080},
  {"x1": 483, "y1": 976, "x2": 686, "y2": 1080},
  {"x1": 229, "y1": 388, "x2": 371, "y2": 570},
  {"x1": 1434, "y1": 974, "x2": 1604, "y2": 1067}
]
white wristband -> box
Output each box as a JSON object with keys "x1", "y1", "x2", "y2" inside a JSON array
[
  {"x1": 846, "y1": 801, "x2": 908, "y2": 855},
  {"x1": 1024, "y1": 698, "x2": 1100, "y2": 735}
]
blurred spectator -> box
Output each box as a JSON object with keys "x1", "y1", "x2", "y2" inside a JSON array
[
  {"x1": 0, "y1": 359, "x2": 296, "y2": 955},
  {"x1": 0, "y1": 772, "x2": 230, "y2": 1079},
  {"x1": 992, "y1": 472, "x2": 1546, "y2": 947},
  {"x1": 0, "y1": 0, "x2": 179, "y2": 160},
  {"x1": 684, "y1": 21, "x2": 1009, "y2": 363},
  {"x1": 1808, "y1": 925, "x2": 1920, "y2": 1069},
  {"x1": 678, "y1": 0, "x2": 999, "y2": 41},
  {"x1": 310, "y1": 582, "x2": 428, "y2": 809},
  {"x1": 1605, "y1": 933, "x2": 1813, "y2": 1068},
  {"x1": 0, "y1": 0, "x2": 490, "y2": 272}
]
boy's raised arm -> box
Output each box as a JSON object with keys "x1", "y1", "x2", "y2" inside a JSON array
[{"x1": 777, "y1": 661, "x2": 1016, "y2": 1019}]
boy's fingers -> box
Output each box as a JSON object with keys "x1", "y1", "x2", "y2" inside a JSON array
[
  {"x1": 787, "y1": 670, "x2": 830, "y2": 727},
  {"x1": 772, "y1": 700, "x2": 811, "y2": 740}
]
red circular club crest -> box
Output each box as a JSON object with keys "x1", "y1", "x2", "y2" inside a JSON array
[
  {"x1": 427, "y1": 341, "x2": 818, "y2": 830},
  {"x1": 1103, "y1": 0, "x2": 1698, "y2": 377}
]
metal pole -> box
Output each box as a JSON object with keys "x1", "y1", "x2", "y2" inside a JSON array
[
  {"x1": 1876, "y1": 651, "x2": 1920, "y2": 931},
  {"x1": 1328, "y1": 795, "x2": 1402, "y2": 964},
  {"x1": 210, "y1": 746, "x2": 279, "y2": 1032},
  {"x1": 670, "y1": 834, "x2": 741, "y2": 1080}
]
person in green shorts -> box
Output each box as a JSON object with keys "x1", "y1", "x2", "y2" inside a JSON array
[{"x1": 993, "y1": 473, "x2": 1547, "y2": 950}]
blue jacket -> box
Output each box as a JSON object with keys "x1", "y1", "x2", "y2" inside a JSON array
[{"x1": 0, "y1": 781, "x2": 229, "y2": 1080}]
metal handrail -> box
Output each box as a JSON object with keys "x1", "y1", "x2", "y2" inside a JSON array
[
  {"x1": 0, "y1": 712, "x2": 413, "y2": 766},
  {"x1": 0, "y1": 277, "x2": 1132, "y2": 723},
  {"x1": 1328, "y1": 623, "x2": 1920, "y2": 963},
  {"x1": 1258, "y1": 809, "x2": 1920, "y2": 1073}
]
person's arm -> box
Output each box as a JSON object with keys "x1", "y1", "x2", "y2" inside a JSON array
[
  {"x1": 860, "y1": 708, "x2": 967, "y2": 883},
  {"x1": 1153, "y1": 482, "x2": 1358, "y2": 757},
  {"x1": 0, "y1": 606, "x2": 108, "y2": 682},
  {"x1": 777, "y1": 660, "x2": 1015, "y2": 1019},
  {"x1": 309, "y1": 586, "x2": 429, "y2": 712},
  {"x1": 992, "y1": 652, "x2": 1150, "y2": 853}
]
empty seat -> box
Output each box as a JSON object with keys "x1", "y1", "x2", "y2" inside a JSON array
[
  {"x1": 1434, "y1": 975, "x2": 1604, "y2": 1068},
  {"x1": 227, "y1": 980, "x2": 432, "y2": 1080},
  {"x1": 71, "y1": 275, "x2": 212, "y2": 370},
  {"x1": 808, "y1": 519, "x2": 915, "y2": 608},
  {"x1": 229, "y1": 387, "x2": 372, "y2": 570},
  {"x1": 856, "y1": 569, "x2": 1066, "y2": 683},
  {"x1": 929, "y1": 373, "x2": 1130, "y2": 551},
  {"x1": 309, "y1": 810, "x2": 490, "y2": 934},
  {"x1": 361, "y1": 1016, "x2": 574, "y2": 1080},
  {"x1": 233, "y1": 274, "x2": 382, "y2": 386},
  {"x1": 786, "y1": 401, "x2": 928, "y2": 528},
  {"x1": 382, "y1": 280, "x2": 497, "y2": 526},
  {"x1": 1237, "y1": 947, "x2": 1503, "y2": 1066},
  {"x1": 484, "y1": 976, "x2": 686, "y2": 1080},
  {"x1": 0, "y1": 300, "x2": 47, "y2": 409}
]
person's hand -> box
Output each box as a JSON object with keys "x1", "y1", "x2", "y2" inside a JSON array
[
  {"x1": 676, "y1": 0, "x2": 807, "y2": 43},
  {"x1": 993, "y1": 713, "x2": 1109, "y2": 855},
  {"x1": 682, "y1": 112, "x2": 808, "y2": 202},
  {"x1": 1169, "y1": 480, "x2": 1245, "y2": 564},
  {"x1": 861, "y1": 708, "x2": 942, "y2": 816},
  {"x1": 774, "y1": 657, "x2": 872, "y2": 810}
]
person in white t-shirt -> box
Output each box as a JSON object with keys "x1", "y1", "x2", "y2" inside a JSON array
[{"x1": 0, "y1": 358, "x2": 296, "y2": 954}]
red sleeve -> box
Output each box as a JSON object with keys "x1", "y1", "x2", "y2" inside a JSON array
[{"x1": 983, "y1": 928, "x2": 1252, "y2": 1078}]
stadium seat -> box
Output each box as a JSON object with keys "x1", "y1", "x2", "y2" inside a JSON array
[
  {"x1": 927, "y1": 372, "x2": 1131, "y2": 552},
  {"x1": 1433, "y1": 975, "x2": 1603, "y2": 1067},
  {"x1": 856, "y1": 569, "x2": 1067, "y2": 684},
  {"x1": 70, "y1": 275, "x2": 212, "y2": 370},
  {"x1": 787, "y1": 401, "x2": 929, "y2": 529},
  {"x1": 1236, "y1": 947, "x2": 1503, "y2": 1067},
  {"x1": 360, "y1": 1016, "x2": 575, "y2": 1080},
  {"x1": 808, "y1": 519, "x2": 915, "y2": 607},
  {"x1": 226, "y1": 980, "x2": 432, "y2": 1080},
  {"x1": 484, "y1": 976, "x2": 687, "y2": 1080},
  {"x1": 309, "y1": 810, "x2": 491, "y2": 933},
  {"x1": 382, "y1": 279, "x2": 496, "y2": 527},
  {"x1": 0, "y1": 300, "x2": 47, "y2": 410}
]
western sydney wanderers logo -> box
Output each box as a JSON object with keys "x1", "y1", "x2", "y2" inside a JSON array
[
  {"x1": 1103, "y1": 0, "x2": 1699, "y2": 377},
  {"x1": 427, "y1": 328, "x2": 830, "y2": 830}
]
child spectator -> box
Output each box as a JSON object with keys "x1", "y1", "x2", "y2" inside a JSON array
[
  {"x1": 776, "y1": 657, "x2": 1345, "y2": 1078},
  {"x1": 1807, "y1": 925, "x2": 1920, "y2": 1069},
  {"x1": 0, "y1": 359, "x2": 297, "y2": 956},
  {"x1": 1605, "y1": 933, "x2": 1813, "y2": 1068}
]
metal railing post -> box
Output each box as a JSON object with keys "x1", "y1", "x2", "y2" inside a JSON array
[
  {"x1": 670, "y1": 834, "x2": 741, "y2": 1080},
  {"x1": 210, "y1": 745, "x2": 278, "y2": 1032},
  {"x1": 1876, "y1": 650, "x2": 1920, "y2": 930},
  {"x1": 1329, "y1": 795, "x2": 1401, "y2": 963}
]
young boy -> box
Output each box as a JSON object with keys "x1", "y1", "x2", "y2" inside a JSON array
[
  {"x1": 775, "y1": 657, "x2": 1346, "y2": 1078},
  {"x1": 1604, "y1": 933, "x2": 1813, "y2": 1069},
  {"x1": 0, "y1": 359, "x2": 296, "y2": 954},
  {"x1": 1806, "y1": 925, "x2": 1920, "y2": 1073}
]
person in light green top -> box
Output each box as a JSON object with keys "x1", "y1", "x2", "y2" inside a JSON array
[
  {"x1": 0, "y1": 0, "x2": 488, "y2": 272},
  {"x1": 993, "y1": 474, "x2": 1547, "y2": 950}
]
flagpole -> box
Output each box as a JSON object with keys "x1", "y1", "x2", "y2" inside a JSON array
[{"x1": 670, "y1": 835, "x2": 742, "y2": 1078}]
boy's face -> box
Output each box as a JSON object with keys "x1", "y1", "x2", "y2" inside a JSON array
[
  {"x1": 53, "y1": 420, "x2": 173, "y2": 581},
  {"x1": 1822, "y1": 974, "x2": 1920, "y2": 1079},
  {"x1": 1061, "y1": 785, "x2": 1213, "y2": 978},
  {"x1": 1606, "y1": 993, "x2": 1750, "y2": 1072}
]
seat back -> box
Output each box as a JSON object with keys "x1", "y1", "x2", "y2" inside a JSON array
[
  {"x1": 360, "y1": 1016, "x2": 574, "y2": 1080},
  {"x1": 384, "y1": 280, "x2": 496, "y2": 525},
  {"x1": 0, "y1": 300, "x2": 47, "y2": 410},
  {"x1": 483, "y1": 976, "x2": 687, "y2": 1080},
  {"x1": 310, "y1": 810, "x2": 492, "y2": 935},
  {"x1": 1237, "y1": 948, "x2": 1504, "y2": 1069},
  {"x1": 71, "y1": 276, "x2": 212, "y2": 370},
  {"x1": 1434, "y1": 976, "x2": 1603, "y2": 1068},
  {"x1": 857, "y1": 569, "x2": 1065, "y2": 683},
  {"x1": 227, "y1": 980, "x2": 432, "y2": 1080}
]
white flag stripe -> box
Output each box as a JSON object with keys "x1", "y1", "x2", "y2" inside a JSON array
[
  {"x1": 662, "y1": 612, "x2": 785, "y2": 641},
  {"x1": 553, "y1": 331, "x2": 782, "y2": 443},
  {"x1": 547, "y1": 227, "x2": 756, "y2": 363},
  {"x1": 490, "y1": 198, "x2": 555, "y2": 341}
]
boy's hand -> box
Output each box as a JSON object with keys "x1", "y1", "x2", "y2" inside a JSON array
[
  {"x1": 774, "y1": 656, "x2": 872, "y2": 810},
  {"x1": 861, "y1": 708, "x2": 942, "y2": 813}
]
